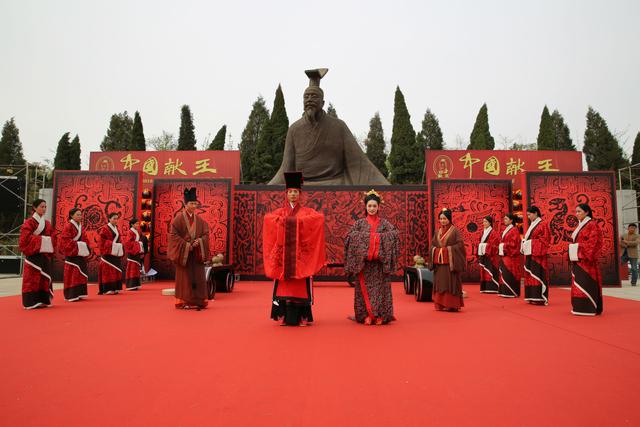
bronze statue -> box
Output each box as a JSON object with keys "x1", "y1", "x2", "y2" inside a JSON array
[{"x1": 269, "y1": 68, "x2": 389, "y2": 185}]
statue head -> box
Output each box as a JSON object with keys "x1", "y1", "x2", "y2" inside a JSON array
[{"x1": 303, "y1": 68, "x2": 328, "y2": 123}]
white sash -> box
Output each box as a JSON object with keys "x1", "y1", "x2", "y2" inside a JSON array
[
  {"x1": 32, "y1": 213, "x2": 45, "y2": 236},
  {"x1": 572, "y1": 217, "x2": 591, "y2": 242},
  {"x1": 523, "y1": 217, "x2": 541, "y2": 241},
  {"x1": 481, "y1": 227, "x2": 492, "y2": 244}
]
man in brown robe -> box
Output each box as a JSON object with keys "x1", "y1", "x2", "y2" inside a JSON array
[
  {"x1": 168, "y1": 187, "x2": 210, "y2": 310},
  {"x1": 269, "y1": 68, "x2": 389, "y2": 185}
]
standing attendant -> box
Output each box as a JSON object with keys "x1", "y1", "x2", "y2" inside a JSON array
[
  {"x1": 344, "y1": 190, "x2": 400, "y2": 325},
  {"x1": 98, "y1": 212, "x2": 124, "y2": 295},
  {"x1": 620, "y1": 223, "x2": 640, "y2": 286},
  {"x1": 123, "y1": 218, "x2": 144, "y2": 290},
  {"x1": 478, "y1": 216, "x2": 500, "y2": 294},
  {"x1": 498, "y1": 213, "x2": 522, "y2": 298},
  {"x1": 59, "y1": 208, "x2": 90, "y2": 301},
  {"x1": 430, "y1": 208, "x2": 466, "y2": 311},
  {"x1": 522, "y1": 206, "x2": 551, "y2": 305},
  {"x1": 18, "y1": 199, "x2": 55, "y2": 309},
  {"x1": 168, "y1": 187, "x2": 210, "y2": 310},
  {"x1": 569, "y1": 203, "x2": 604, "y2": 316},
  {"x1": 263, "y1": 172, "x2": 326, "y2": 326}
]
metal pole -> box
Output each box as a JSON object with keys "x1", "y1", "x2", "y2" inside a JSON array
[
  {"x1": 20, "y1": 163, "x2": 29, "y2": 276},
  {"x1": 619, "y1": 169, "x2": 623, "y2": 191},
  {"x1": 629, "y1": 166, "x2": 632, "y2": 190}
]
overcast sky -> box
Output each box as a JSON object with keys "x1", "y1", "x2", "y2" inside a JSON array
[{"x1": 2, "y1": 0, "x2": 639, "y2": 167}]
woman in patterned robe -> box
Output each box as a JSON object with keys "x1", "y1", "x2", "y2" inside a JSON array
[
  {"x1": 478, "y1": 215, "x2": 500, "y2": 294},
  {"x1": 569, "y1": 203, "x2": 604, "y2": 316},
  {"x1": 345, "y1": 190, "x2": 400, "y2": 325},
  {"x1": 59, "y1": 208, "x2": 90, "y2": 301},
  {"x1": 19, "y1": 199, "x2": 55, "y2": 309},
  {"x1": 97, "y1": 212, "x2": 124, "y2": 295},
  {"x1": 430, "y1": 209, "x2": 466, "y2": 311},
  {"x1": 499, "y1": 213, "x2": 522, "y2": 298},
  {"x1": 123, "y1": 218, "x2": 144, "y2": 290},
  {"x1": 522, "y1": 206, "x2": 551, "y2": 305}
]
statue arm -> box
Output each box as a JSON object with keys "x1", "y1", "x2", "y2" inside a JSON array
[{"x1": 268, "y1": 129, "x2": 295, "y2": 184}]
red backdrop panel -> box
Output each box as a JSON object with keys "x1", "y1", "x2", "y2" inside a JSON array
[
  {"x1": 51, "y1": 171, "x2": 141, "y2": 281},
  {"x1": 152, "y1": 179, "x2": 231, "y2": 279},
  {"x1": 233, "y1": 186, "x2": 429, "y2": 279},
  {"x1": 430, "y1": 180, "x2": 512, "y2": 282},
  {"x1": 525, "y1": 172, "x2": 619, "y2": 286}
]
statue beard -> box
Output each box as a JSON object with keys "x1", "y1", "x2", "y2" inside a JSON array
[{"x1": 305, "y1": 106, "x2": 319, "y2": 124}]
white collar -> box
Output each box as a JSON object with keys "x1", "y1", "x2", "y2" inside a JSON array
[
  {"x1": 524, "y1": 217, "x2": 542, "y2": 241},
  {"x1": 71, "y1": 219, "x2": 81, "y2": 230},
  {"x1": 290, "y1": 202, "x2": 297, "y2": 209},
  {"x1": 501, "y1": 224, "x2": 514, "y2": 239},
  {"x1": 32, "y1": 213, "x2": 45, "y2": 236},
  {"x1": 32, "y1": 213, "x2": 44, "y2": 222},
  {"x1": 571, "y1": 216, "x2": 591, "y2": 242},
  {"x1": 70, "y1": 219, "x2": 82, "y2": 241},
  {"x1": 130, "y1": 227, "x2": 140, "y2": 241},
  {"x1": 108, "y1": 223, "x2": 119, "y2": 238},
  {"x1": 481, "y1": 226, "x2": 492, "y2": 243}
]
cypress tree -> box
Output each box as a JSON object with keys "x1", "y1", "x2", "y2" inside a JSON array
[
  {"x1": 536, "y1": 106, "x2": 555, "y2": 150},
  {"x1": 253, "y1": 85, "x2": 289, "y2": 183},
  {"x1": 177, "y1": 105, "x2": 197, "y2": 150},
  {"x1": 583, "y1": 107, "x2": 628, "y2": 171},
  {"x1": 631, "y1": 132, "x2": 640, "y2": 166},
  {"x1": 327, "y1": 103, "x2": 338, "y2": 118},
  {"x1": 467, "y1": 103, "x2": 495, "y2": 149},
  {"x1": 239, "y1": 97, "x2": 270, "y2": 183},
  {"x1": 208, "y1": 125, "x2": 227, "y2": 150},
  {"x1": 364, "y1": 112, "x2": 388, "y2": 177},
  {"x1": 100, "y1": 112, "x2": 134, "y2": 151},
  {"x1": 68, "y1": 134, "x2": 81, "y2": 170},
  {"x1": 551, "y1": 109, "x2": 576, "y2": 151},
  {"x1": 54, "y1": 132, "x2": 71, "y2": 169},
  {"x1": 0, "y1": 118, "x2": 25, "y2": 165},
  {"x1": 416, "y1": 109, "x2": 444, "y2": 150},
  {"x1": 130, "y1": 111, "x2": 146, "y2": 150},
  {"x1": 388, "y1": 86, "x2": 422, "y2": 184}
]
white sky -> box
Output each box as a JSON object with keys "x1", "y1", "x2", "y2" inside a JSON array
[{"x1": 2, "y1": 0, "x2": 639, "y2": 167}]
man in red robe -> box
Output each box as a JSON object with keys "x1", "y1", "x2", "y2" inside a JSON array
[
  {"x1": 263, "y1": 172, "x2": 326, "y2": 326},
  {"x1": 168, "y1": 187, "x2": 210, "y2": 310}
]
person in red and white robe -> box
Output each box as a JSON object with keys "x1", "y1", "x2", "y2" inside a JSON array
[
  {"x1": 98, "y1": 213, "x2": 124, "y2": 295},
  {"x1": 569, "y1": 203, "x2": 604, "y2": 316},
  {"x1": 478, "y1": 215, "x2": 500, "y2": 294},
  {"x1": 123, "y1": 218, "x2": 144, "y2": 290},
  {"x1": 499, "y1": 213, "x2": 522, "y2": 298},
  {"x1": 19, "y1": 199, "x2": 55, "y2": 309},
  {"x1": 522, "y1": 206, "x2": 551, "y2": 305},
  {"x1": 59, "y1": 208, "x2": 90, "y2": 301}
]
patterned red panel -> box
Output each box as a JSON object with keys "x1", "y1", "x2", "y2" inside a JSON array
[
  {"x1": 232, "y1": 185, "x2": 429, "y2": 278},
  {"x1": 430, "y1": 180, "x2": 512, "y2": 282},
  {"x1": 152, "y1": 179, "x2": 231, "y2": 279},
  {"x1": 52, "y1": 171, "x2": 140, "y2": 281},
  {"x1": 526, "y1": 172, "x2": 619, "y2": 285}
]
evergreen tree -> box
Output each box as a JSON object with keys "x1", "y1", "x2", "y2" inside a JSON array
[
  {"x1": 467, "y1": 103, "x2": 495, "y2": 149},
  {"x1": 100, "y1": 112, "x2": 134, "y2": 151},
  {"x1": 416, "y1": 109, "x2": 444, "y2": 150},
  {"x1": 130, "y1": 111, "x2": 146, "y2": 150},
  {"x1": 68, "y1": 134, "x2": 81, "y2": 170},
  {"x1": 583, "y1": 107, "x2": 628, "y2": 171},
  {"x1": 388, "y1": 86, "x2": 422, "y2": 183},
  {"x1": 536, "y1": 106, "x2": 554, "y2": 150},
  {"x1": 54, "y1": 132, "x2": 71, "y2": 169},
  {"x1": 631, "y1": 131, "x2": 640, "y2": 166},
  {"x1": 327, "y1": 103, "x2": 338, "y2": 118},
  {"x1": 0, "y1": 118, "x2": 25, "y2": 165},
  {"x1": 364, "y1": 112, "x2": 388, "y2": 177},
  {"x1": 253, "y1": 85, "x2": 289, "y2": 183},
  {"x1": 207, "y1": 125, "x2": 227, "y2": 150},
  {"x1": 240, "y1": 97, "x2": 270, "y2": 183},
  {"x1": 177, "y1": 105, "x2": 197, "y2": 150},
  {"x1": 551, "y1": 109, "x2": 576, "y2": 151}
]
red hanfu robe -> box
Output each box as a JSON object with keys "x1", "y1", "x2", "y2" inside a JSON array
[
  {"x1": 123, "y1": 228, "x2": 144, "y2": 290},
  {"x1": 168, "y1": 211, "x2": 210, "y2": 309},
  {"x1": 263, "y1": 202, "x2": 325, "y2": 325},
  {"x1": 19, "y1": 214, "x2": 55, "y2": 309},
  {"x1": 59, "y1": 220, "x2": 89, "y2": 301},
  {"x1": 498, "y1": 225, "x2": 522, "y2": 298},
  {"x1": 523, "y1": 218, "x2": 551, "y2": 304},
  {"x1": 478, "y1": 227, "x2": 500, "y2": 294},
  {"x1": 98, "y1": 224, "x2": 123, "y2": 294},
  {"x1": 344, "y1": 215, "x2": 400, "y2": 324},
  {"x1": 569, "y1": 218, "x2": 603, "y2": 316},
  {"x1": 430, "y1": 225, "x2": 466, "y2": 311}
]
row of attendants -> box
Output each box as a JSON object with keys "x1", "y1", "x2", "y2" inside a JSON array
[
  {"x1": 19, "y1": 199, "x2": 146, "y2": 309},
  {"x1": 475, "y1": 204, "x2": 604, "y2": 316}
]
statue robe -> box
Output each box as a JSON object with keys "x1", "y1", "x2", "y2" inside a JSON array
[
  {"x1": 269, "y1": 112, "x2": 389, "y2": 185},
  {"x1": 168, "y1": 211, "x2": 210, "y2": 309},
  {"x1": 430, "y1": 225, "x2": 466, "y2": 310},
  {"x1": 19, "y1": 214, "x2": 55, "y2": 309}
]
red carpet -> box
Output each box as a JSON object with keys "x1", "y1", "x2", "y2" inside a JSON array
[{"x1": 1, "y1": 281, "x2": 639, "y2": 427}]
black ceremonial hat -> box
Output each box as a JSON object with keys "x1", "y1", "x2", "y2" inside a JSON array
[
  {"x1": 184, "y1": 187, "x2": 197, "y2": 202},
  {"x1": 284, "y1": 172, "x2": 303, "y2": 190}
]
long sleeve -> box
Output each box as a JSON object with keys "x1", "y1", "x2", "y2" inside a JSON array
[
  {"x1": 60, "y1": 223, "x2": 79, "y2": 257},
  {"x1": 98, "y1": 226, "x2": 113, "y2": 256},
  {"x1": 577, "y1": 222, "x2": 603, "y2": 263},
  {"x1": 123, "y1": 231, "x2": 142, "y2": 256},
  {"x1": 531, "y1": 223, "x2": 551, "y2": 257},
  {"x1": 344, "y1": 220, "x2": 369, "y2": 275},
  {"x1": 18, "y1": 218, "x2": 41, "y2": 257},
  {"x1": 168, "y1": 215, "x2": 190, "y2": 267},
  {"x1": 448, "y1": 228, "x2": 467, "y2": 273},
  {"x1": 503, "y1": 229, "x2": 521, "y2": 256}
]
